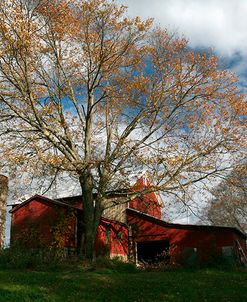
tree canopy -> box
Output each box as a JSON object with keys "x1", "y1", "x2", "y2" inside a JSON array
[{"x1": 0, "y1": 0, "x2": 246, "y2": 259}]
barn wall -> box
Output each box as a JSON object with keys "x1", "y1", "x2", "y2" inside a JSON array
[
  {"x1": 127, "y1": 211, "x2": 246, "y2": 264},
  {"x1": 11, "y1": 198, "x2": 129, "y2": 258},
  {"x1": 96, "y1": 219, "x2": 129, "y2": 260},
  {"x1": 11, "y1": 199, "x2": 77, "y2": 249}
]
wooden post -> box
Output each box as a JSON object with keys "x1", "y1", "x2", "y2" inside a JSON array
[{"x1": 0, "y1": 175, "x2": 8, "y2": 248}]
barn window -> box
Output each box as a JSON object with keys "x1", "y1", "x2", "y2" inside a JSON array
[
  {"x1": 222, "y1": 246, "x2": 234, "y2": 257},
  {"x1": 221, "y1": 246, "x2": 237, "y2": 266}
]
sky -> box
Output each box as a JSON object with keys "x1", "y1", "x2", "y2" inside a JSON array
[{"x1": 118, "y1": 0, "x2": 247, "y2": 91}]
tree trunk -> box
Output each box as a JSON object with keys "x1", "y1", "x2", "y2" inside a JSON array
[
  {"x1": 79, "y1": 172, "x2": 101, "y2": 262},
  {"x1": 0, "y1": 175, "x2": 8, "y2": 249}
]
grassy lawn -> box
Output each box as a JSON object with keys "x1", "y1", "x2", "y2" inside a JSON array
[{"x1": 1, "y1": 267, "x2": 247, "y2": 302}]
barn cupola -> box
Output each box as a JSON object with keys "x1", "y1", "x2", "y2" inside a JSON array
[{"x1": 128, "y1": 173, "x2": 163, "y2": 219}]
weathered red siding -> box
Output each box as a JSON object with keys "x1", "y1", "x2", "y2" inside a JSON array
[
  {"x1": 96, "y1": 218, "x2": 128, "y2": 258},
  {"x1": 11, "y1": 198, "x2": 77, "y2": 248},
  {"x1": 127, "y1": 209, "x2": 247, "y2": 264}
]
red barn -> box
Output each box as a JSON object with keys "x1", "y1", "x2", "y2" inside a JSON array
[
  {"x1": 9, "y1": 176, "x2": 247, "y2": 266},
  {"x1": 10, "y1": 194, "x2": 128, "y2": 259}
]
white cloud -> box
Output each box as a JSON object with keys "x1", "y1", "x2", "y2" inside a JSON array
[{"x1": 118, "y1": 0, "x2": 247, "y2": 57}]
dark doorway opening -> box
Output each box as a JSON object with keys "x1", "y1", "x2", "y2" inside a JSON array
[{"x1": 137, "y1": 240, "x2": 170, "y2": 264}]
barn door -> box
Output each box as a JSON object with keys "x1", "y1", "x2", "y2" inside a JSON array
[{"x1": 137, "y1": 240, "x2": 170, "y2": 264}]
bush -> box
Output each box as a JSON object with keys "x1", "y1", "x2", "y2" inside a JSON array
[
  {"x1": 0, "y1": 247, "x2": 41, "y2": 269},
  {"x1": 0, "y1": 246, "x2": 80, "y2": 270},
  {"x1": 0, "y1": 247, "x2": 137, "y2": 273}
]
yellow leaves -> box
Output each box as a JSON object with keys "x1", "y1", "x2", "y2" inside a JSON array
[
  {"x1": 41, "y1": 103, "x2": 56, "y2": 115},
  {"x1": 135, "y1": 16, "x2": 141, "y2": 24},
  {"x1": 134, "y1": 16, "x2": 153, "y2": 32},
  {"x1": 10, "y1": 155, "x2": 26, "y2": 164},
  {"x1": 193, "y1": 145, "x2": 202, "y2": 153},
  {"x1": 221, "y1": 127, "x2": 230, "y2": 135},
  {"x1": 51, "y1": 210, "x2": 75, "y2": 248},
  {"x1": 38, "y1": 0, "x2": 79, "y2": 40},
  {"x1": 167, "y1": 155, "x2": 183, "y2": 166}
]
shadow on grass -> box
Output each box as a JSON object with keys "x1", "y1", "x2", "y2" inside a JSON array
[
  {"x1": 1, "y1": 268, "x2": 247, "y2": 302},
  {"x1": 0, "y1": 286, "x2": 46, "y2": 302}
]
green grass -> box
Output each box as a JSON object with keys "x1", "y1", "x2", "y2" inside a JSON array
[{"x1": 0, "y1": 267, "x2": 247, "y2": 302}]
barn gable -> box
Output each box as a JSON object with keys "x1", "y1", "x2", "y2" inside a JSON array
[{"x1": 10, "y1": 195, "x2": 78, "y2": 249}]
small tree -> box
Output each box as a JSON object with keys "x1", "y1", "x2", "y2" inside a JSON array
[
  {"x1": 201, "y1": 162, "x2": 247, "y2": 232},
  {"x1": 0, "y1": 0, "x2": 246, "y2": 260}
]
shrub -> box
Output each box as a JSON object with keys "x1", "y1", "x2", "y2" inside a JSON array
[{"x1": 0, "y1": 246, "x2": 79, "y2": 270}]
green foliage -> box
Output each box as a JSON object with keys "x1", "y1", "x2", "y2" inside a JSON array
[{"x1": 0, "y1": 247, "x2": 41, "y2": 270}]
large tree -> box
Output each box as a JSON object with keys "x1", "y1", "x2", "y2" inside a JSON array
[{"x1": 0, "y1": 0, "x2": 246, "y2": 259}]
